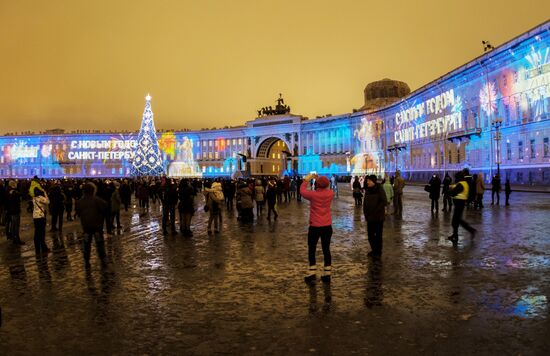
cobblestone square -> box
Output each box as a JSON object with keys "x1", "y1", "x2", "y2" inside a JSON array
[{"x1": 0, "y1": 185, "x2": 549, "y2": 355}]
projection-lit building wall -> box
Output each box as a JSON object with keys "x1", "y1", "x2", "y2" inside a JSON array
[{"x1": 0, "y1": 21, "x2": 548, "y2": 184}]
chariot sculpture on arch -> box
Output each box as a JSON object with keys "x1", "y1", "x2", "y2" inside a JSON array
[{"x1": 257, "y1": 93, "x2": 291, "y2": 117}]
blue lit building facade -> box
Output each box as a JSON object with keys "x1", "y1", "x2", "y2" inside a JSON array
[{"x1": 0, "y1": 21, "x2": 549, "y2": 184}]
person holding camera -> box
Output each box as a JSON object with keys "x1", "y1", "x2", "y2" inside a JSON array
[{"x1": 300, "y1": 173, "x2": 334, "y2": 284}]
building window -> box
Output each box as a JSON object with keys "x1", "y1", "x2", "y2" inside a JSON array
[
  {"x1": 448, "y1": 149, "x2": 452, "y2": 164},
  {"x1": 518, "y1": 141, "x2": 524, "y2": 159},
  {"x1": 544, "y1": 137, "x2": 549, "y2": 157},
  {"x1": 517, "y1": 172, "x2": 523, "y2": 183},
  {"x1": 209, "y1": 141, "x2": 213, "y2": 147},
  {"x1": 457, "y1": 147, "x2": 461, "y2": 163},
  {"x1": 238, "y1": 139, "x2": 242, "y2": 145},
  {"x1": 215, "y1": 152, "x2": 219, "y2": 159},
  {"x1": 530, "y1": 139, "x2": 536, "y2": 159},
  {"x1": 506, "y1": 142, "x2": 512, "y2": 160}
]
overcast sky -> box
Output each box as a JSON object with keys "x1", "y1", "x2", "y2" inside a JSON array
[{"x1": 1, "y1": 0, "x2": 549, "y2": 133}]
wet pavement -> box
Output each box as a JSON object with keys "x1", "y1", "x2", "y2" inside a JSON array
[{"x1": 0, "y1": 185, "x2": 549, "y2": 355}]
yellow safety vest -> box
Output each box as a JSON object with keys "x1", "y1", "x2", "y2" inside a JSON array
[{"x1": 454, "y1": 181, "x2": 469, "y2": 200}]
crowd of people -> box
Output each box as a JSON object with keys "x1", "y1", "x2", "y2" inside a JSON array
[{"x1": 0, "y1": 169, "x2": 515, "y2": 280}]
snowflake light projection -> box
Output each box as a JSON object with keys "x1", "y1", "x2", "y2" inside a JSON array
[
  {"x1": 452, "y1": 96, "x2": 463, "y2": 114},
  {"x1": 480, "y1": 81, "x2": 497, "y2": 117},
  {"x1": 523, "y1": 45, "x2": 550, "y2": 118}
]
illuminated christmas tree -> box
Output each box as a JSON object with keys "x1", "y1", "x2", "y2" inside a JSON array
[{"x1": 131, "y1": 94, "x2": 165, "y2": 176}]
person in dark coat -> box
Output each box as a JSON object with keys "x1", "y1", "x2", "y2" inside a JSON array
[
  {"x1": 48, "y1": 182, "x2": 66, "y2": 232},
  {"x1": 223, "y1": 180, "x2": 236, "y2": 211},
  {"x1": 96, "y1": 181, "x2": 113, "y2": 234},
  {"x1": 120, "y1": 180, "x2": 132, "y2": 212},
  {"x1": 76, "y1": 182, "x2": 108, "y2": 268},
  {"x1": 5, "y1": 180, "x2": 24, "y2": 245},
  {"x1": 266, "y1": 180, "x2": 278, "y2": 220},
  {"x1": 363, "y1": 175, "x2": 387, "y2": 258},
  {"x1": 111, "y1": 182, "x2": 122, "y2": 231},
  {"x1": 352, "y1": 176, "x2": 363, "y2": 206},
  {"x1": 491, "y1": 174, "x2": 501, "y2": 205},
  {"x1": 505, "y1": 179, "x2": 512, "y2": 206},
  {"x1": 137, "y1": 182, "x2": 149, "y2": 211},
  {"x1": 236, "y1": 182, "x2": 254, "y2": 223},
  {"x1": 428, "y1": 174, "x2": 441, "y2": 214},
  {"x1": 178, "y1": 179, "x2": 195, "y2": 237},
  {"x1": 442, "y1": 173, "x2": 453, "y2": 212},
  {"x1": 296, "y1": 176, "x2": 303, "y2": 201},
  {"x1": 63, "y1": 184, "x2": 75, "y2": 221},
  {"x1": 160, "y1": 179, "x2": 178, "y2": 235}
]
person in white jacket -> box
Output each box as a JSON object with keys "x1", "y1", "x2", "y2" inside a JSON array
[{"x1": 32, "y1": 187, "x2": 50, "y2": 254}]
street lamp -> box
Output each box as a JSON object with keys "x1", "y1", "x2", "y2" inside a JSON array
[{"x1": 492, "y1": 117, "x2": 503, "y2": 176}]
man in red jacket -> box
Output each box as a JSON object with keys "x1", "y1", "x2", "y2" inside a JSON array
[{"x1": 300, "y1": 174, "x2": 334, "y2": 283}]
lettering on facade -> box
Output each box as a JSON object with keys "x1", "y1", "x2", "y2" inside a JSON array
[
  {"x1": 394, "y1": 89, "x2": 463, "y2": 144},
  {"x1": 67, "y1": 139, "x2": 137, "y2": 161}
]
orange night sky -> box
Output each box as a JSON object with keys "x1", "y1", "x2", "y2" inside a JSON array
[{"x1": 1, "y1": 0, "x2": 549, "y2": 133}]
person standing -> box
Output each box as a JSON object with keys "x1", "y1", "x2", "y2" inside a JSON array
[
  {"x1": 111, "y1": 182, "x2": 122, "y2": 231},
  {"x1": 160, "y1": 179, "x2": 178, "y2": 235},
  {"x1": 352, "y1": 176, "x2": 363, "y2": 206},
  {"x1": 120, "y1": 179, "x2": 132, "y2": 212},
  {"x1": 49, "y1": 182, "x2": 66, "y2": 233},
  {"x1": 382, "y1": 175, "x2": 393, "y2": 215},
  {"x1": 32, "y1": 188, "x2": 50, "y2": 254},
  {"x1": 64, "y1": 184, "x2": 75, "y2": 221},
  {"x1": 5, "y1": 180, "x2": 24, "y2": 245},
  {"x1": 283, "y1": 176, "x2": 291, "y2": 203},
  {"x1": 76, "y1": 183, "x2": 108, "y2": 268},
  {"x1": 223, "y1": 180, "x2": 235, "y2": 212},
  {"x1": 393, "y1": 170, "x2": 405, "y2": 218},
  {"x1": 448, "y1": 171, "x2": 477, "y2": 244},
  {"x1": 254, "y1": 179, "x2": 265, "y2": 217},
  {"x1": 363, "y1": 175, "x2": 387, "y2": 258},
  {"x1": 137, "y1": 182, "x2": 149, "y2": 211},
  {"x1": 442, "y1": 173, "x2": 453, "y2": 212},
  {"x1": 474, "y1": 173, "x2": 485, "y2": 209},
  {"x1": 330, "y1": 174, "x2": 339, "y2": 198},
  {"x1": 301, "y1": 174, "x2": 334, "y2": 284},
  {"x1": 505, "y1": 179, "x2": 512, "y2": 206},
  {"x1": 296, "y1": 176, "x2": 303, "y2": 201},
  {"x1": 290, "y1": 178, "x2": 297, "y2": 199},
  {"x1": 236, "y1": 181, "x2": 253, "y2": 223},
  {"x1": 266, "y1": 180, "x2": 278, "y2": 220},
  {"x1": 429, "y1": 174, "x2": 441, "y2": 214},
  {"x1": 0, "y1": 180, "x2": 5, "y2": 227},
  {"x1": 205, "y1": 181, "x2": 225, "y2": 232},
  {"x1": 491, "y1": 174, "x2": 501, "y2": 205},
  {"x1": 178, "y1": 179, "x2": 195, "y2": 237}
]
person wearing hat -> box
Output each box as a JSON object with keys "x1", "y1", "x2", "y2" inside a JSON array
[
  {"x1": 300, "y1": 173, "x2": 334, "y2": 283},
  {"x1": 363, "y1": 175, "x2": 387, "y2": 258}
]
